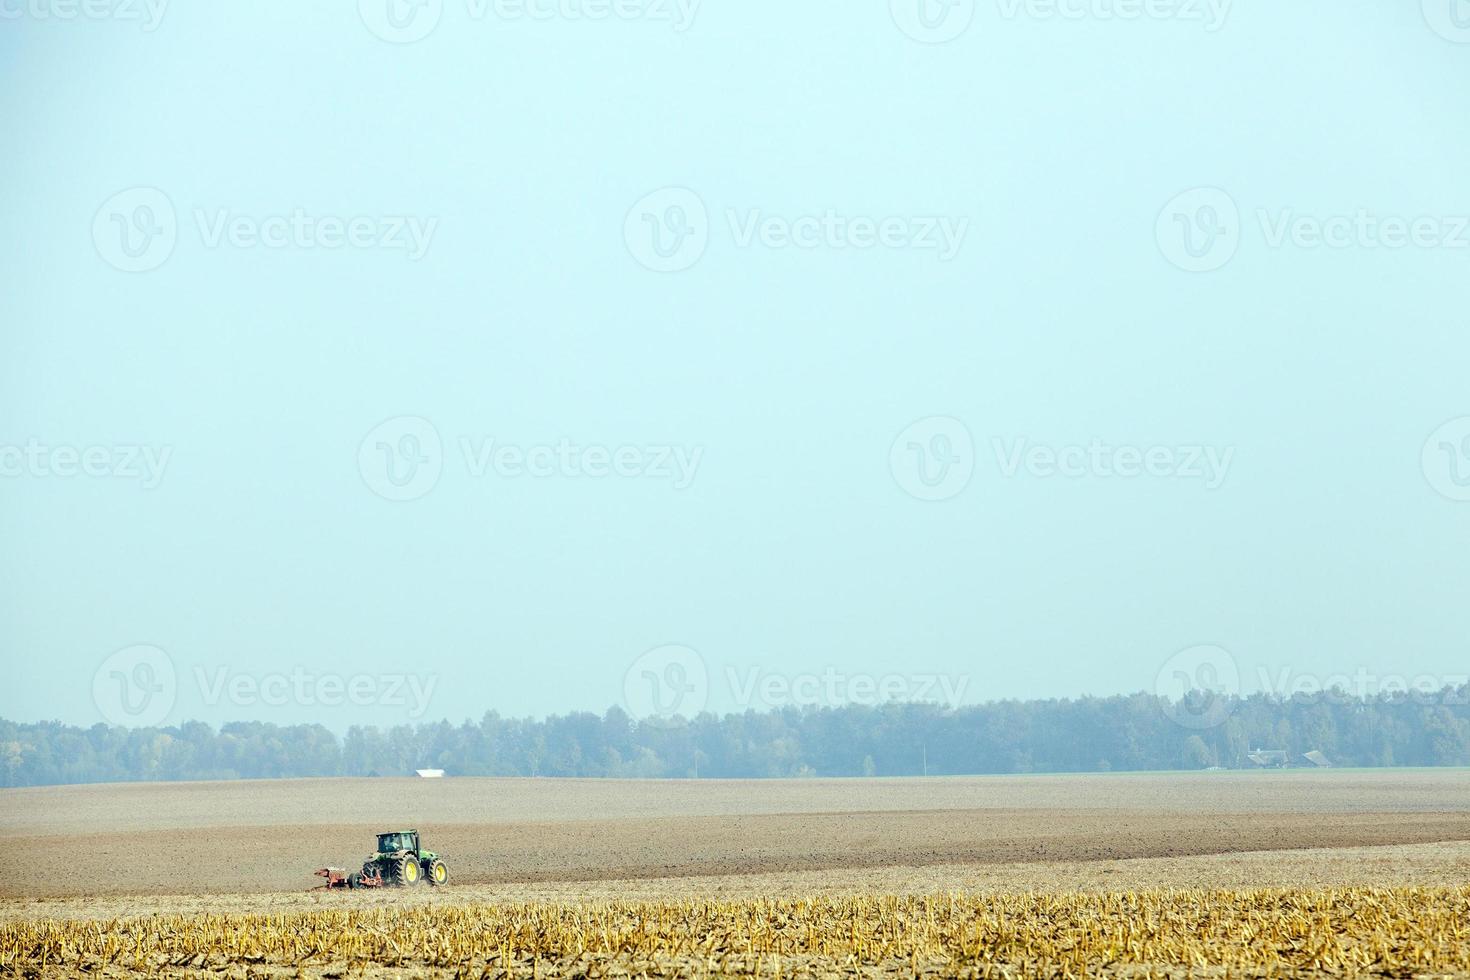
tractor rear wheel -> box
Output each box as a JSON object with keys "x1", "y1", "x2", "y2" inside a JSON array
[
  {"x1": 426, "y1": 859, "x2": 448, "y2": 886},
  {"x1": 392, "y1": 855, "x2": 421, "y2": 886}
]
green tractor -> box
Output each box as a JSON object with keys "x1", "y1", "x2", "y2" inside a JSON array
[{"x1": 358, "y1": 829, "x2": 448, "y2": 887}]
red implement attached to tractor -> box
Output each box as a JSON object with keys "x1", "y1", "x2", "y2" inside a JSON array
[{"x1": 313, "y1": 866, "x2": 384, "y2": 890}]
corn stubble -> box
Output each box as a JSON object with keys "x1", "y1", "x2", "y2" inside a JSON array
[{"x1": 6, "y1": 887, "x2": 1469, "y2": 979}]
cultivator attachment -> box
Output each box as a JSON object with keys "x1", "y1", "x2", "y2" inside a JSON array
[{"x1": 312, "y1": 867, "x2": 384, "y2": 890}]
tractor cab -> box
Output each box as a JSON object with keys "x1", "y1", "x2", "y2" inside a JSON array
[{"x1": 376, "y1": 830, "x2": 419, "y2": 855}]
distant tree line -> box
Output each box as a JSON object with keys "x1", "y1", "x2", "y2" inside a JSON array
[{"x1": 3, "y1": 687, "x2": 1469, "y2": 787}]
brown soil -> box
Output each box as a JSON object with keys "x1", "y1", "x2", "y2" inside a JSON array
[{"x1": 2, "y1": 770, "x2": 1468, "y2": 902}]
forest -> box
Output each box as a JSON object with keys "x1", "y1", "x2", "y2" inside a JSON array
[{"x1": 3, "y1": 687, "x2": 1468, "y2": 787}]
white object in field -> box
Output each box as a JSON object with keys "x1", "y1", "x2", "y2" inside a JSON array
[{"x1": 415, "y1": 769, "x2": 445, "y2": 778}]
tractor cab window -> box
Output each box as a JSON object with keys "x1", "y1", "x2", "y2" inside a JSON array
[{"x1": 379, "y1": 834, "x2": 403, "y2": 852}]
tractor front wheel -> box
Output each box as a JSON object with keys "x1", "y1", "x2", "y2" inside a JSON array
[{"x1": 426, "y1": 859, "x2": 448, "y2": 886}]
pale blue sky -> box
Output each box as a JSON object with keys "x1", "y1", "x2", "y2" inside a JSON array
[{"x1": 3, "y1": 0, "x2": 1468, "y2": 730}]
